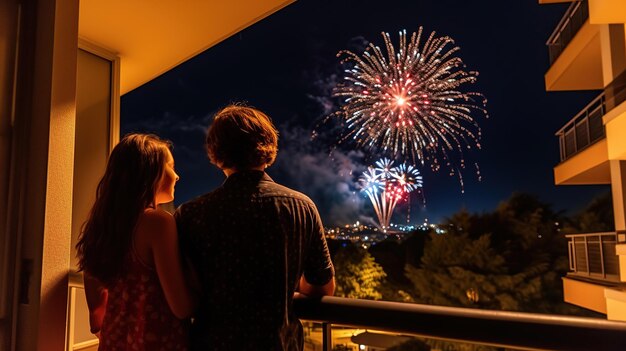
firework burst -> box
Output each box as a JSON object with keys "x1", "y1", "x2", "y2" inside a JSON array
[
  {"x1": 359, "y1": 158, "x2": 423, "y2": 232},
  {"x1": 333, "y1": 27, "x2": 487, "y2": 176}
]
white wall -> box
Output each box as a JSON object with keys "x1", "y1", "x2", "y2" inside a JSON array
[{"x1": 71, "y1": 48, "x2": 114, "y2": 270}]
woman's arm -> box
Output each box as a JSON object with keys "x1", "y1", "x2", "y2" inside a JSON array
[
  {"x1": 140, "y1": 209, "x2": 196, "y2": 319},
  {"x1": 83, "y1": 272, "x2": 108, "y2": 335}
]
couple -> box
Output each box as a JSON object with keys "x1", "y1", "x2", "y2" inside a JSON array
[{"x1": 77, "y1": 105, "x2": 336, "y2": 351}]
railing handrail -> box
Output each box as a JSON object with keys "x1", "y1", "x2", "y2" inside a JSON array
[
  {"x1": 555, "y1": 92, "x2": 605, "y2": 137},
  {"x1": 546, "y1": 0, "x2": 585, "y2": 46},
  {"x1": 546, "y1": 0, "x2": 589, "y2": 65},
  {"x1": 70, "y1": 272, "x2": 626, "y2": 349},
  {"x1": 554, "y1": 69, "x2": 626, "y2": 162},
  {"x1": 565, "y1": 231, "x2": 617, "y2": 239},
  {"x1": 294, "y1": 295, "x2": 626, "y2": 351},
  {"x1": 566, "y1": 231, "x2": 620, "y2": 282}
]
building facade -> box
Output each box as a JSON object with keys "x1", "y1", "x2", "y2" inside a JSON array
[{"x1": 542, "y1": 0, "x2": 626, "y2": 321}]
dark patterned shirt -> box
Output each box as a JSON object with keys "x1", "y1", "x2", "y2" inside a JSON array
[{"x1": 175, "y1": 171, "x2": 334, "y2": 351}]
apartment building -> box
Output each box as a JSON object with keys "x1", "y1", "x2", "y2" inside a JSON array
[{"x1": 542, "y1": 0, "x2": 626, "y2": 321}]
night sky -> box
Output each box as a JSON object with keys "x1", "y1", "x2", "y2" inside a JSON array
[{"x1": 121, "y1": 0, "x2": 608, "y2": 226}]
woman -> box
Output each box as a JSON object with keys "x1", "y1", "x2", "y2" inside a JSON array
[{"x1": 76, "y1": 133, "x2": 195, "y2": 350}]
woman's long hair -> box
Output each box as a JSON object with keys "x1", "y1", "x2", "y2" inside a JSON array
[{"x1": 76, "y1": 133, "x2": 172, "y2": 286}]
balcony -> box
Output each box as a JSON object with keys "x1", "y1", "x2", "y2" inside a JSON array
[
  {"x1": 547, "y1": 0, "x2": 589, "y2": 65},
  {"x1": 544, "y1": 0, "x2": 604, "y2": 91},
  {"x1": 554, "y1": 93, "x2": 609, "y2": 184},
  {"x1": 566, "y1": 232, "x2": 620, "y2": 282},
  {"x1": 553, "y1": 69, "x2": 626, "y2": 184},
  {"x1": 563, "y1": 232, "x2": 626, "y2": 316},
  {"x1": 556, "y1": 93, "x2": 606, "y2": 163},
  {"x1": 294, "y1": 296, "x2": 626, "y2": 350}
]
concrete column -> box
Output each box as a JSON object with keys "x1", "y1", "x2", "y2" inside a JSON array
[
  {"x1": 609, "y1": 25, "x2": 626, "y2": 77},
  {"x1": 600, "y1": 24, "x2": 626, "y2": 90},
  {"x1": 610, "y1": 161, "x2": 626, "y2": 282},
  {"x1": 9, "y1": 0, "x2": 79, "y2": 350},
  {"x1": 604, "y1": 288, "x2": 626, "y2": 321},
  {"x1": 611, "y1": 160, "x2": 626, "y2": 233}
]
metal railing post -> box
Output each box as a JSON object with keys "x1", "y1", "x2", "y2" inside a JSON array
[
  {"x1": 322, "y1": 322, "x2": 332, "y2": 351},
  {"x1": 573, "y1": 122, "x2": 579, "y2": 154},
  {"x1": 585, "y1": 111, "x2": 591, "y2": 145},
  {"x1": 567, "y1": 238, "x2": 578, "y2": 272},
  {"x1": 601, "y1": 95, "x2": 605, "y2": 116},
  {"x1": 584, "y1": 236, "x2": 591, "y2": 276},
  {"x1": 599, "y1": 234, "x2": 606, "y2": 278}
]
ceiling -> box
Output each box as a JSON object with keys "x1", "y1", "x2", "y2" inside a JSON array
[{"x1": 78, "y1": 0, "x2": 295, "y2": 95}]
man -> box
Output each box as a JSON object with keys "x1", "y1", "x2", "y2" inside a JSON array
[{"x1": 175, "y1": 104, "x2": 335, "y2": 350}]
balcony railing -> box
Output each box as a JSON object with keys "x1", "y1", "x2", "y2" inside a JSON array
[
  {"x1": 547, "y1": 0, "x2": 589, "y2": 65},
  {"x1": 69, "y1": 273, "x2": 626, "y2": 350},
  {"x1": 555, "y1": 68, "x2": 626, "y2": 162},
  {"x1": 556, "y1": 93, "x2": 606, "y2": 162},
  {"x1": 294, "y1": 296, "x2": 626, "y2": 351},
  {"x1": 566, "y1": 232, "x2": 620, "y2": 282}
]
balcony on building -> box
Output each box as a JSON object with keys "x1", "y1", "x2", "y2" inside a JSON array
[
  {"x1": 564, "y1": 232, "x2": 621, "y2": 314},
  {"x1": 553, "y1": 69, "x2": 626, "y2": 185},
  {"x1": 563, "y1": 231, "x2": 626, "y2": 318},
  {"x1": 544, "y1": 0, "x2": 606, "y2": 91}
]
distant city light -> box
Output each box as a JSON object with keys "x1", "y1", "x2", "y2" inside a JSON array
[{"x1": 324, "y1": 220, "x2": 446, "y2": 245}]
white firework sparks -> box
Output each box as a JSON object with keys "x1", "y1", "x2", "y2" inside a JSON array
[
  {"x1": 333, "y1": 27, "x2": 487, "y2": 176},
  {"x1": 359, "y1": 158, "x2": 423, "y2": 232}
]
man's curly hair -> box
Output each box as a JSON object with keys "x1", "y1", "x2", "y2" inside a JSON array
[{"x1": 206, "y1": 104, "x2": 279, "y2": 170}]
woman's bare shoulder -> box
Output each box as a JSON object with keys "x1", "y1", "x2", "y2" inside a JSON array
[
  {"x1": 140, "y1": 208, "x2": 173, "y2": 221},
  {"x1": 136, "y1": 209, "x2": 176, "y2": 236}
]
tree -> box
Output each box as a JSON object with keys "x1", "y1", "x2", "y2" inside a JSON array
[
  {"x1": 369, "y1": 238, "x2": 409, "y2": 285},
  {"x1": 563, "y1": 192, "x2": 614, "y2": 233},
  {"x1": 404, "y1": 193, "x2": 588, "y2": 315},
  {"x1": 333, "y1": 243, "x2": 387, "y2": 300},
  {"x1": 405, "y1": 232, "x2": 544, "y2": 310},
  {"x1": 368, "y1": 237, "x2": 416, "y2": 302}
]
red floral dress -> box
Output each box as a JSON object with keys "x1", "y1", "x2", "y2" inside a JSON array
[{"x1": 99, "y1": 246, "x2": 189, "y2": 350}]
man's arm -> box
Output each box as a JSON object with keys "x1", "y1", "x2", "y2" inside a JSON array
[{"x1": 298, "y1": 201, "x2": 335, "y2": 297}]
